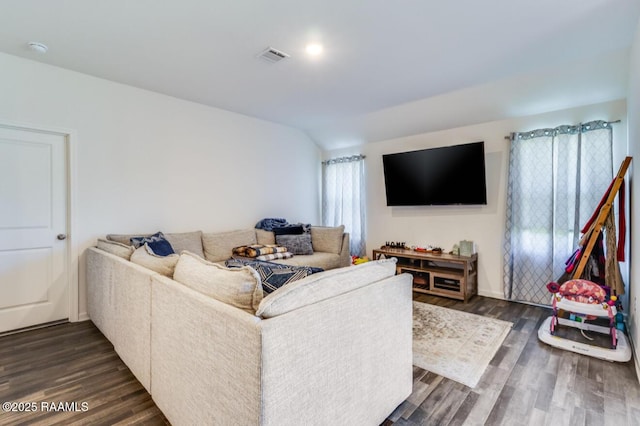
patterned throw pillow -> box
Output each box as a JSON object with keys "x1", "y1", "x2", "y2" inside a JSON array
[
  {"x1": 130, "y1": 232, "x2": 175, "y2": 256},
  {"x1": 225, "y1": 258, "x2": 323, "y2": 294},
  {"x1": 275, "y1": 233, "x2": 314, "y2": 255}
]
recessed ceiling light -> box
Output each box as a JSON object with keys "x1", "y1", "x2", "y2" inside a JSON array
[
  {"x1": 27, "y1": 42, "x2": 48, "y2": 54},
  {"x1": 305, "y1": 44, "x2": 323, "y2": 56}
]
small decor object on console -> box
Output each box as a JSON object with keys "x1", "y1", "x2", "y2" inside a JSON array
[
  {"x1": 459, "y1": 240, "x2": 474, "y2": 256},
  {"x1": 412, "y1": 245, "x2": 441, "y2": 254},
  {"x1": 384, "y1": 241, "x2": 407, "y2": 249}
]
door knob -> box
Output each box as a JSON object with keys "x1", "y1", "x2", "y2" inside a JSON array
[{"x1": 57, "y1": 234, "x2": 67, "y2": 240}]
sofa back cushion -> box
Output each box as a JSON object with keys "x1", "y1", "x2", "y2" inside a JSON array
[
  {"x1": 202, "y1": 229, "x2": 257, "y2": 262},
  {"x1": 97, "y1": 238, "x2": 135, "y2": 260},
  {"x1": 107, "y1": 231, "x2": 204, "y2": 258},
  {"x1": 256, "y1": 258, "x2": 397, "y2": 318},
  {"x1": 165, "y1": 231, "x2": 204, "y2": 257},
  {"x1": 310, "y1": 225, "x2": 344, "y2": 254},
  {"x1": 173, "y1": 251, "x2": 263, "y2": 313},
  {"x1": 255, "y1": 229, "x2": 276, "y2": 245},
  {"x1": 130, "y1": 245, "x2": 179, "y2": 277}
]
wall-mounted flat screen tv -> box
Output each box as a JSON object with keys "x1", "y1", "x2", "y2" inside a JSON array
[{"x1": 382, "y1": 141, "x2": 487, "y2": 206}]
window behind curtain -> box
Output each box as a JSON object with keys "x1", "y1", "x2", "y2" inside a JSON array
[
  {"x1": 322, "y1": 155, "x2": 366, "y2": 257},
  {"x1": 503, "y1": 121, "x2": 613, "y2": 305}
]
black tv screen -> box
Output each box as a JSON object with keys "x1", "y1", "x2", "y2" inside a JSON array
[{"x1": 382, "y1": 141, "x2": 487, "y2": 206}]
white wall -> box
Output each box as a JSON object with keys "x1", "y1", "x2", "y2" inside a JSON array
[
  {"x1": 627, "y1": 18, "x2": 640, "y2": 379},
  {"x1": 325, "y1": 100, "x2": 627, "y2": 300},
  {"x1": 0, "y1": 52, "x2": 321, "y2": 318}
]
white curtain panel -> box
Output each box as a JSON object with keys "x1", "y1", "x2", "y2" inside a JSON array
[
  {"x1": 322, "y1": 156, "x2": 366, "y2": 257},
  {"x1": 503, "y1": 121, "x2": 613, "y2": 304}
]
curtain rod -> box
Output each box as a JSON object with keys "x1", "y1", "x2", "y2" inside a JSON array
[
  {"x1": 322, "y1": 154, "x2": 366, "y2": 165},
  {"x1": 504, "y1": 119, "x2": 622, "y2": 140}
]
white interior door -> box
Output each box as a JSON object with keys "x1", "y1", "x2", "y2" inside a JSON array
[{"x1": 0, "y1": 126, "x2": 68, "y2": 333}]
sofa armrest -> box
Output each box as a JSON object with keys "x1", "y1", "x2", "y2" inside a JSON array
[
  {"x1": 86, "y1": 247, "x2": 154, "y2": 392},
  {"x1": 260, "y1": 273, "x2": 413, "y2": 426},
  {"x1": 339, "y1": 232, "x2": 350, "y2": 267},
  {"x1": 150, "y1": 275, "x2": 263, "y2": 426}
]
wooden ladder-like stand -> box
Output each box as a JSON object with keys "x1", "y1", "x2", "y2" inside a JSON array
[{"x1": 571, "y1": 156, "x2": 632, "y2": 281}]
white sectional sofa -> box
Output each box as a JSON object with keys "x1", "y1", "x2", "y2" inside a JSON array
[
  {"x1": 105, "y1": 226, "x2": 352, "y2": 271},
  {"x1": 86, "y1": 227, "x2": 413, "y2": 426}
]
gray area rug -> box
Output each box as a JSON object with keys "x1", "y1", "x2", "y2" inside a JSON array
[{"x1": 413, "y1": 302, "x2": 512, "y2": 388}]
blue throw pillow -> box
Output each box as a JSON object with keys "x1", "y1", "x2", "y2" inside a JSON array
[{"x1": 130, "y1": 232, "x2": 175, "y2": 256}]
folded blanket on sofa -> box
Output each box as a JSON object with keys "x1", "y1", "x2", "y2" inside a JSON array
[
  {"x1": 255, "y1": 217, "x2": 311, "y2": 233},
  {"x1": 233, "y1": 244, "x2": 287, "y2": 258},
  {"x1": 255, "y1": 218, "x2": 289, "y2": 232},
  {"x1": 255, "y1": 252, "x2": 294, "y2": 261},
  {"x1": 225, "y1": 258, "x2": 323, "y2": 294}
]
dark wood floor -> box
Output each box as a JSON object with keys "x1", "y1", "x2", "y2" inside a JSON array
[
  {"x1": 389, "y1": 294, "x2": 640, "y2": 426},
  {"x1": 0, "y1": 320, "x2": 168, "y2": 426},
  {"x1": 1, "y1": 295, "x2": 638, "y2": 426}
]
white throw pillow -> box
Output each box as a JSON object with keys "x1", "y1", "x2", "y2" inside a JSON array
[
  {"x1": 173, "y1": 251, "x2": 263, "y2": 313},
  {"x1": 97, "y1": 238, "x2": 135, "y2": 260},
  {"x1": 256, "y1": 258, "x2": 397, "y2": 318},
  {"x1": 130, "y1": 245, "x2": 179, "y2": 277}
]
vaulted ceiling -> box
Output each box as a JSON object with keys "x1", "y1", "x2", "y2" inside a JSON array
[{"x1": 1, "y1": 0, "x2": 639, "y2": 149}]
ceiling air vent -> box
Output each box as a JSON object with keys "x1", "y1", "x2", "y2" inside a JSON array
[{"x1": 257, "y1": 47, "x2": 290, "y2": 63}]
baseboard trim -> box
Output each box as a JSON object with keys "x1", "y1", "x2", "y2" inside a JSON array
[
  {"x1": 625, "y1": 318, "x2": 640, "y2": 384},
  {"x1": 0, "y1": 319, "x2": 69, "y2": 337},
  {"x1": 77, "y1": 312, "x2": 90, "y2": 322},
  {"x1": 478, "y1": 290, "x2": 505, "y2": 300}
]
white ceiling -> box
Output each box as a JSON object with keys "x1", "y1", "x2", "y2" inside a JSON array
[{"x1": 1, "y1": 0, "x2": 639, "y2": 150}]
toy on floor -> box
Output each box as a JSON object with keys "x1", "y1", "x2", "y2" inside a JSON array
[
  {"x1": 351, "y1": 255, "x2": 369, "y2": 265},
  {"x1": 538, "y1": 279, "x2": 631, "y2": 362}
]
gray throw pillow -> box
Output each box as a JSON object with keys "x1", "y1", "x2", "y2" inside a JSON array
[{"x1": 275, "y1": 233, "x2": 313, "y2": 255}]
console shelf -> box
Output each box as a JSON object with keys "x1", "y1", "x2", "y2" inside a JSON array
[{"x1": 372, "y1": 247, "x2": 478, "y2": 302}]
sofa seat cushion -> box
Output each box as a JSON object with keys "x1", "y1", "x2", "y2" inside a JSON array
[
  {"x1": 272, "y1": 252, "x2": 343, "y2": 271},
  {"x1": 225, "y1": 258, "x2": 323, "y2": 294},
  {"x1": 256, "y1": 258, "x2": 397, "y2": 318},
  {"x1": 202, "y1": 229, "x2": 257, "y2": 262},
  {"x1": 107, "y1": 231, "x2": 204, "y2": 258},
  {"x1": 174, "y1": 251, "x2": 263, "y2": 313},
  {"x1": 130, "y1": 245, "x2": 179, "y2": 277},
  {"x1": 310, "y1": 225, "x2": 345, "y2": 254}
]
